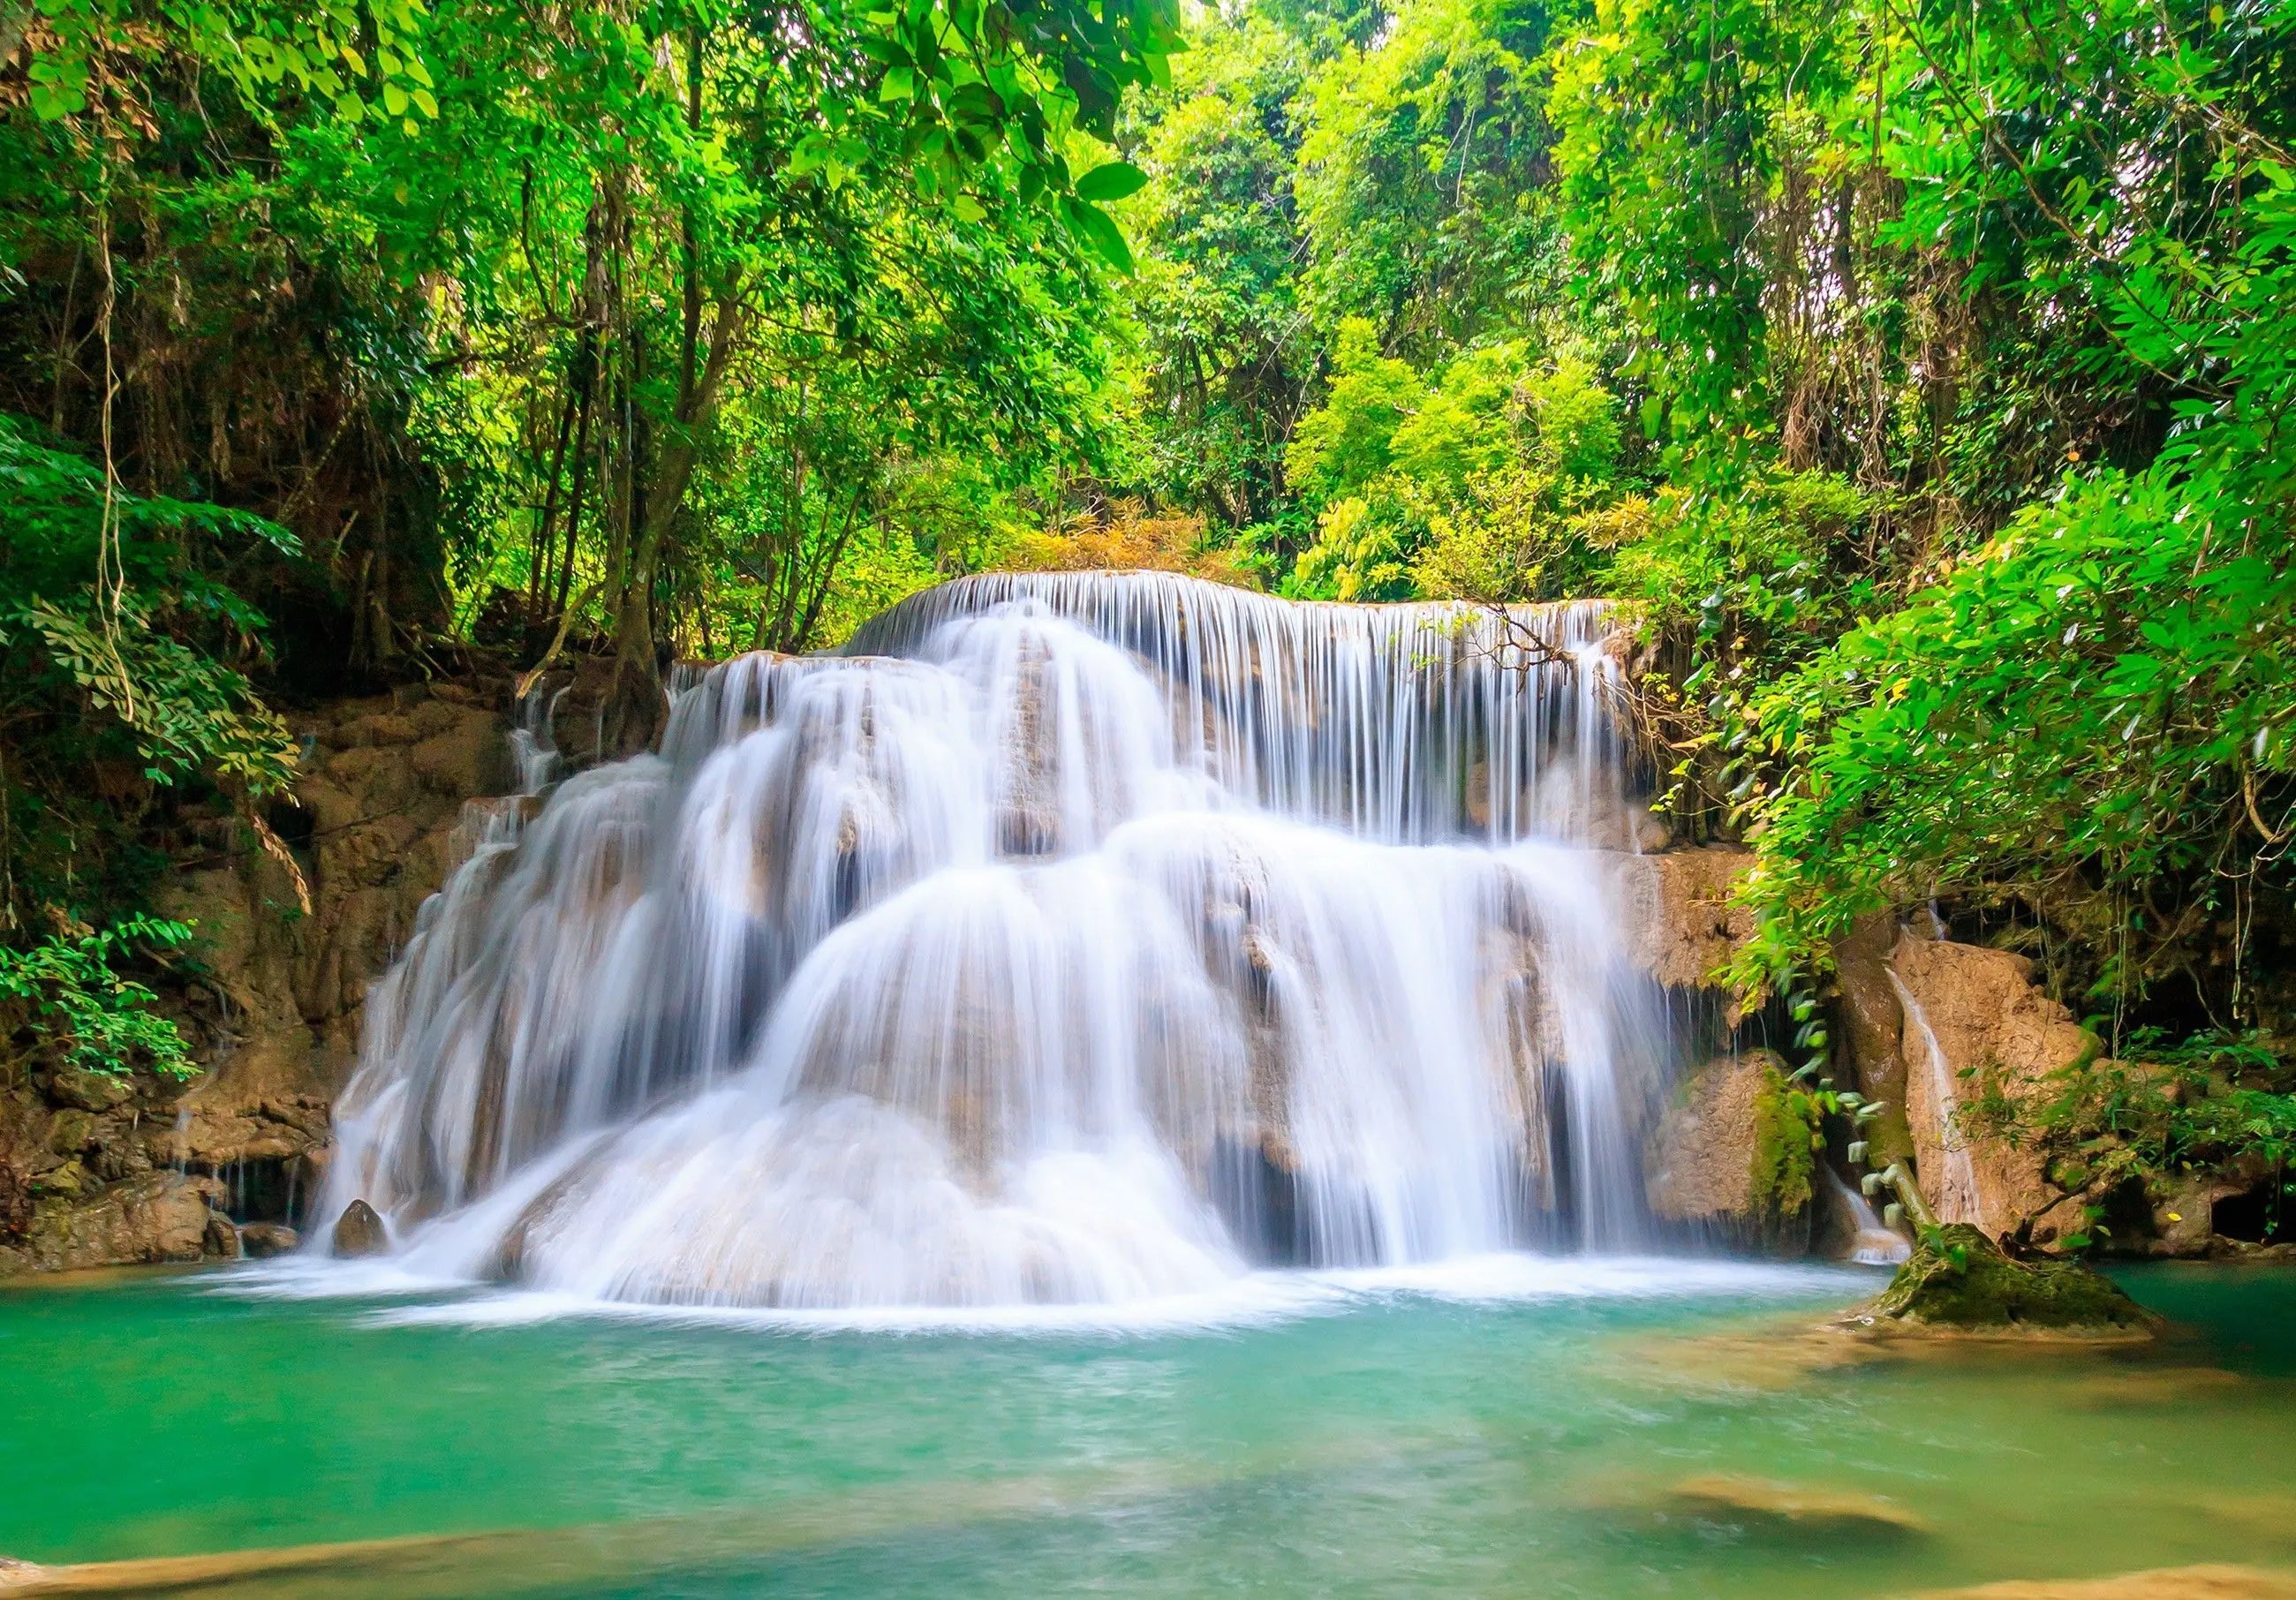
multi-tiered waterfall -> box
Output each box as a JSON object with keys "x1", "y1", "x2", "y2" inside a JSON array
[{"x1": 316, "y1": 574, "x2": 1676, "y2": 1308}]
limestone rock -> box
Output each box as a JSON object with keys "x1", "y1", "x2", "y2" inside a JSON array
[
  {"x1": 1887, "y1": 934, "x2": 2096, "y2": 1241},
  {"x1": 1644, "y1": 1051, "x2": 1797, "y2": 1242},
  {"x1": 203, "y1": 1212, "x2": 241, "y2": 1259},
  {"x1": 9, "y1": 1172, "x2": 223, "y2": 1272},
  {"x1": 1608, "y1": 846, "x2": 1754, "y2": 990},
  {"x1": 45, "y1": 1068, "x2": 132, "y2": 1113},
  {"x1": 1855, "y1": 1223, "x2": 2154, "y2": 1337},
  {"x1": 1832, "y1": 913, "x2": 1915, "y2": 1166},
  {"x1": 1, "y1": 675, "x2": 512, "y2": 1279},
  {"x1": 332, "y1": 1197, "x2": 389, "y2": 1257},
  {"x1": 1661, "y1": 1473, "x2": 1927, "y2": 1536},
  {"x1": 2153, "y1": 1172, "x2": 2252, "y2": 1257},
  {"x1": 1918, "y1": 1567, "x2": 2296, "y2": 1600},
  {"x1": 238, "y1": 1222, "x2": 299, "y2": 1258}
]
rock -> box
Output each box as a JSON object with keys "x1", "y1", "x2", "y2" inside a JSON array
[
  {"x1": 238, "y1": 1222, "x2": 299, "y2": 1258},
  {"x1": 332, "y1": 1198, "x2": 389, "y2": 1257},
  {"x1": 45, "y1": 1111, "x2": 97, "y2": 1158},
  {"x1": 2070, "y1": 1365, "x2": 2246, "y2": 1408},
  {"x1": 46, "y1": 1068, "x2": 132, "y2": 1113},
  {"x1": 0, "y1": 1556, "x2": 49, "y2": 1589},
  {"x1": 1854, "y1": 1223, "x2": 2155, "y2": 1337},
  {"x1": 2154, "y1": 1172, "x2": 2252, "y2": 1257},
  {"x1": 1832, "y1": 913, "x2": 1915, "y2": 1166},
  {"x1": 1644, "y1": 1050, "x2": 1813, "y2": 1251},
  {"x1": 1916, "y1": 1566, "x2": 2296, "y2": 1599},
  {"x1": 203, "y1": 1212, "x2": 241, "y2": 1259},
  {"x1": 1610, "y1": 846, "x2": 1755, "y2": 990},
  {"x1": 1888, "y1": 934, "x2": 2098, "y2": 1240},
  {"x1": 1661, "y1": 1473, "x2": 1928, "y2": 1536}
]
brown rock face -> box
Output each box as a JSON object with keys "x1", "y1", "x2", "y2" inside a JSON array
[
  {"x1": 1609, "y1": 846, "x2": 1755, "y2": 991},
  {"x1": 0, "y1": 677, "x2": 512, "y2": 1279},
  {"x1": 1646, "y1": 1054, "x2": 1768, "y2": 1222},
  {"x1": 0, "y1": 1171, "x2": 227, "y2": 1274},
  {"x1": 1643, "y1": 1050, "x2": 1809, "y2": 1251},
  {"x1": 1886, "y1": 933, "x2": 2097, "y2": 1241}
]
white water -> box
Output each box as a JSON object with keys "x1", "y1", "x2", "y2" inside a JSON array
[
  {"x1": 1887, "y1": 965, "x2": 1985, "y2": 1226},
  {"x1": 317, "y1": 573, "x2": 1678, "y2": 1309}
]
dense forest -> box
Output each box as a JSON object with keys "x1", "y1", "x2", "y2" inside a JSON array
[{"x1": 2, "y1": 0, "x2": 2292, "y2": 1236}]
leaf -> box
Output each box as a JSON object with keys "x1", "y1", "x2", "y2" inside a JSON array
[
  {"x1": 1064, "y1": 198, "x2": 1135, "y2": 273},
  {"x1": 1073, "y1": 161, "x2": 1148, "y2": 203}
]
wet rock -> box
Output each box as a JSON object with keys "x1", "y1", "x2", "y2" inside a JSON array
[
  {"x1": 46, "y1": 1068, "x2": 132, "y2": 1113},
  {"x1": 1661, "y1": 1473, "x2": 1927, "y2": 1536},
  {"x1": 2153, "y1": 1174, "x2": 2252, "y2": 1257},
  {"x1": 1832, "y1": 913, "x2": 1915, "y2": 1166},
  {"x1": 1888, "y1": 934, "x2": 2098, "y2": 1240},
  {"x1": 238, "y1": 1222, "x2": 299, "y2": 1258},
  {"x1": 1610, "y1": 846, "x2": 1754, "y2": 990},
  {"x1": 1854, "y1": 1223, "x2": 2155, "y2": 1337},
  {"x1": 10, "y1": 1172, "x2": 222, "y2": 1271},
  {"x1": 332, "y1": 1198, "x2": 389, "y2": 1257},
  {"x1": 46, "y1": 1110, "x2": 97, "y2": 1157},
  {"x1": 203, "y1": 1212, "x2": 241, "y2": 1259},
  {"x1": 1643, "y1": 1050, "x2": 1811, "y2": 1252},
  {"x1": 1917, "y1": 1566, "x2": 2296, "y2": 1599}
]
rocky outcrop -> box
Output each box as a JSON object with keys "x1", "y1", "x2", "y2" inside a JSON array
[
  {"x1": 0, "y1": 676, "x2": 512, "y2": 1277},
  {"x1": 1643, "y1": 1050, "x2": 1812, "y2": 1251},
  {"x1": 1854, "y1": 1222, "x2": 2154, "y2": 1338},
  {"x1": 1886, "y1": 933, "x2": 2096, "y2": 1242},
  {"x1": 1610, "y1": 845, "x2": 1754, "y2": 991}
]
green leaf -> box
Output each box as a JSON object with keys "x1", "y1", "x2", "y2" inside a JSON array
[
  {"x1": 1064, "y1": 198, "x2": 1135, "y2": 274},
  {"x1": 1073, "y1": 161, "x2": 1148, "y2": 203}
]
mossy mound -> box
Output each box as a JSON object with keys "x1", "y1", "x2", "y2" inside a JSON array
[{"x1": 1860, "y1": 1224, "x2": 2155, "y2": 1335}]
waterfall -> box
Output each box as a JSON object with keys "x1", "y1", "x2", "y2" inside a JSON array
[
  {"x1": 317, "y1": 573, "x2": 1674, "y2": 1309},
  {"x1": 1886, "y1": 966, "x2": 1985, "y2": 1226}
]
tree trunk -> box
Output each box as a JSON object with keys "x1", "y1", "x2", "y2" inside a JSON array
[{"x1": 601, "y1": 296, "x2": 744, "y2": 756}]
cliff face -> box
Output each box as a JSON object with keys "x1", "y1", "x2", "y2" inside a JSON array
[{"x1": 0, "y1": 679, "x2": 512, "y2": 1275}]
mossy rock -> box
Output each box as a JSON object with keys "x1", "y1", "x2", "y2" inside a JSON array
[{"x1": 1859, "y1": 1224, "x2": 2155, "y2": 1335}]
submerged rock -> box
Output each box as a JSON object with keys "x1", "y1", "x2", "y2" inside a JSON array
[
  {"x1": 1854, "y1": 1224, "x2": 2154, "y2": 1337},
  {"x1": 1662, "y1": 1472, "x2": 1927, "y2": 1536},
  {"x1": 331, "y1": 1198, "x2": 388, "y2": 1257},
  {"x1": 1918, "y1": 1566, "x2": 2296, "y2": 1599}
]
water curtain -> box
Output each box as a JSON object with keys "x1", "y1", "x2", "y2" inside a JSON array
[{"x1": 320, "y1": 574, "x2": 1671, "y2": 1307}]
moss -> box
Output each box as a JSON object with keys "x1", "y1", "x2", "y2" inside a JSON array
[
  {"x1": 1747, "y1": 1056, "x2": 1817, "y2": 1218},
  {"x1": 1865, "y1": 1224, "x2": 2153, "y2": 1332}
]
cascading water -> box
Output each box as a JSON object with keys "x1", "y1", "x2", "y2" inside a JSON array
[{"x1": 316, "y1": 573, "x2": 1678, "y2": 1309}]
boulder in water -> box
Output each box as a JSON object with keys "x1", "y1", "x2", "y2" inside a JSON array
[
  {"x1": 1853, "y1": 1224, "x2": 2154, "y2": 1337},
  {"x1": 331, "y1": 1199, "x2": 389, "y2": 1258},
  {"x1": 238, "y1": 1223, "x2": 299, "y2": 1259}
]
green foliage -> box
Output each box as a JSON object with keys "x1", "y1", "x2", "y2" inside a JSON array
[
  {"x1": 0, "y1": 915, "x2": 195, "y2": 1079},
  {"x1": 1748, "y1": 1056, "x2": 1819, "y2": 1218},
  {"x1": 2012, "y1": 1031, "x2": 2296, "y2": 1226}
]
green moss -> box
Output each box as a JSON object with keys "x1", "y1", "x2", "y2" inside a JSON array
[
  {"x1": 1748, "y1": 1055, "x2": 1817, "y2": 1218},
  {"x1": 1867, "y1": 1224, "x2": 2153, "y2": 1332}
]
